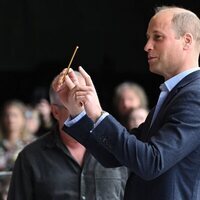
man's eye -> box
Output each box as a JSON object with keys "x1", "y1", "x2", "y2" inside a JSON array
[{"x1": 154, "y1": 35, "x2": 162, "y2": 40}]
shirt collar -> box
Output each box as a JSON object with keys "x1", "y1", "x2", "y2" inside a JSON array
[{"x1": 162, "y1": 67, "x2": 200, "y2": 92}]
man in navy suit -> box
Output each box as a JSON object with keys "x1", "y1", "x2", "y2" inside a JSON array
[{"x1": 53, "y1": 6, "x2": 200, "y2": 200}]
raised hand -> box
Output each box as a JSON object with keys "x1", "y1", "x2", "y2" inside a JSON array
[
  {"x1": 53, "y1": 66, "x2": 103, "y2": 121},
  {"x1": 52, "y1": 68, "x2": 84, "y2": 117},
  {"x1": 75, "y1": 66, "x2": 103, "y2": 122}
]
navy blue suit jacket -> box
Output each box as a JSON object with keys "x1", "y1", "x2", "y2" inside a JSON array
[{"x1": 64, "y1": 71, "x2": 200, "y2": 200}]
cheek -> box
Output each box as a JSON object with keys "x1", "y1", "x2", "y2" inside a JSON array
[
  {"x1": 166, "y1": 41, "x2": 182, "y2": 61},
  {"x1": 167, "y1": 49, "x2": 181, "y2": 67}
]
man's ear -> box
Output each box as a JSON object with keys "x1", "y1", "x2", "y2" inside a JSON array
[
  {"x1": 51, "y1": 105, "x2": 59, "y2": 121},
  {"x1": 183, "y1": 33, "x2": 193, "y2": 50}
]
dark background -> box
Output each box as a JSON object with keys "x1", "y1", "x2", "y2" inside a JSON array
[{"x1": 0, "y1": 0, "x2": 199, "y2": 112}]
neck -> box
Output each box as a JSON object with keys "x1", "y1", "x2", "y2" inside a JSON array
[
  {"x1": 60, "y1": 131, "x2": 86, "y2": 166},
  {"x1": 7, "y1": 131, "x2": 21, "y2": 143}
]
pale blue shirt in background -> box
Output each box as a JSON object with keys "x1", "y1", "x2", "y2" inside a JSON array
[{"x1": 64, "y1": 67, "x2": 200, "y2": 129}]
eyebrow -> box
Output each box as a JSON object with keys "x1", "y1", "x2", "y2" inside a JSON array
[{"x1": 146, "y1": 30, "x2": 164, "y2": 37}]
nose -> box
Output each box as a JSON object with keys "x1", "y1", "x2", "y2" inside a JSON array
[{"x1": 144, "y1": 39, "x2": 153, "y2": 52}]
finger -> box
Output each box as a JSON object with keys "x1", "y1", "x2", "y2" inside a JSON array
[
  {"x1": 60, "y1": 67, "x2": 72, "y2": 83},
  {"x1": 78, "y1": 66, "x2": 94, "y2": 87},
  {"x1": 60, "y1": 68, "x2": 68, "y2": 83},
  {"x1": 52, "y1": 74, "x2": 64, "y2": 92},
  {"x1": 52, "y1": 68, "x2": 68, "y2": 91},
  {"x1": 75, "y1": 94, "x2": 86, "y2": 106},
  {"x1": 65, "y1": 75, "x2": 76, "y2": 90},
  {"x1": 62, "y1": 67, "x2": 68, "y2": 75},
  {"x1": 68, "y1": 70, "x2": 80, "y2": 86}
]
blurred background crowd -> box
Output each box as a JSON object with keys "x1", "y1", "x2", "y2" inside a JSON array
[
  {"x1": 0, "y1": 80, "x2": 150, "y2": 199},
  {"x1": 0, "y1": 87, "x2": 55, "y2": 199}
]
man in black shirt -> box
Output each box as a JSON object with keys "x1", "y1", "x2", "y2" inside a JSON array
[{"x1": 7, "y1": 72, "x2": 128, "y2": 200}]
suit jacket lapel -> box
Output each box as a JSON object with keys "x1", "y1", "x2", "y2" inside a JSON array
[{"x1": 148, "y1": 70, "x2": 200, "y2": 137}]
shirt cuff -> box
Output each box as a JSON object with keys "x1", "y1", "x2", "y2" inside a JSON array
[
  {"x1": 64, "y1": 110, "x2": 109, "y2": 130},
  {"x1": 64, "y1": 110, "x2": 86, "y2": 127},
  {"x1": 93, "y1": 111, "x2": 109, "y2": 129}
]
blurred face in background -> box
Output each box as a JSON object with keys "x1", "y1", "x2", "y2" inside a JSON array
[
  {"x1": 2, "y1": 104, "x2": 26, "y2": 138},
  {"x1": 51, "y1": 102, "x2": 70, "y2": 132},
  {"x1": 25, "y1": 108, "x2": 41, "y2": 135},
  {"x1": 35, "y1": 99, "x2": 51, "y2": 119},
  {"x1": 117, "y1": 88, "x2": 142, "y2": 117}
]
